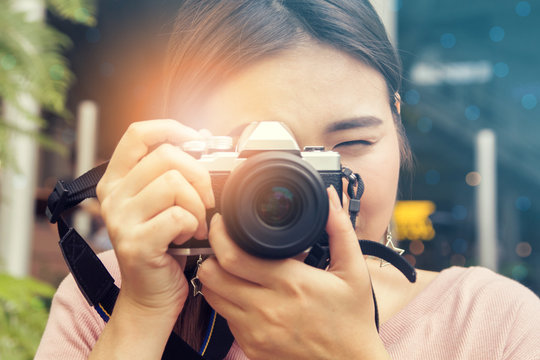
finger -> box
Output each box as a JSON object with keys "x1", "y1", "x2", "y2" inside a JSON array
[
  {"x1": 137, "y1": 205, "x2": 199, "y2": 251},
  {"x1": 202, "y1": 286, "x2": 245, "y2": 324},
  {"x1": 326, "y1": 186, "x2": 365, "y2": 275},
  {"x1": 208, "y1": 214, "x2": 305, "y2": 288},
  {"x1": 105, "y1": 120, "x2": 202, "y2": 182},
  {"x1": 130, "y1": 169, "x2": 208, "y2": 239},
  {"x1": 119, "y1": 143, "x2": 214, "y2": 208},
  {"x1": 197, "y1": 257, "x2": 262, "y2": 309}
]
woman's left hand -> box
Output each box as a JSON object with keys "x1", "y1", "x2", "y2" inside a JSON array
[{"x1": 197, "y1": 186, "x2": 390, "y2": 360}]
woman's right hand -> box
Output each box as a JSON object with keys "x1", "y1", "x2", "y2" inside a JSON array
[{"x1": 96, "y1": 119, "x2": 215, "y2": 317}]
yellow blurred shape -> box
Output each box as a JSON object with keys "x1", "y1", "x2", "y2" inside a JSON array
[{"x1": 393, "y1": 201, "x2": 436, "y2": 241}]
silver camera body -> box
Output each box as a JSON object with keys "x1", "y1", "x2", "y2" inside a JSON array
[{"x1": 168, "y1": 121, "x2": 343, "y2": 259}]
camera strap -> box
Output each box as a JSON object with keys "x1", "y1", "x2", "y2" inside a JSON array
[{"x1": 46, "y1": 163, "x2": 416, "y2": 357}]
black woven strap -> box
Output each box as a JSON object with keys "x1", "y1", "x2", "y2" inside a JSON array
[
  {"x1": 46, "y1": 162, "x2": 109, "y2": 224},
  {"x1": 58, "y1": 220, "x2": 118, "y2": 311}
]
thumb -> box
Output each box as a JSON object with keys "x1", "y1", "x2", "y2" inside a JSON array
[{"x1": 326, "y1": 185, "x2": 365, "y2": 275}]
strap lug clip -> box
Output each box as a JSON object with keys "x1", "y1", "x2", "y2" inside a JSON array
[{"x1": 46, "y1": 180, "x2": 69, "y2": 224}]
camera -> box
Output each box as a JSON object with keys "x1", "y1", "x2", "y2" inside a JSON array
[{"x1": 167, "y1": 121, "x2": 343, "y2": 259}]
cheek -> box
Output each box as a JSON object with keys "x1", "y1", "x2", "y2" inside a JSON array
[{"x1": 345, "y1": 132, "x2": 400, "y2": 241}]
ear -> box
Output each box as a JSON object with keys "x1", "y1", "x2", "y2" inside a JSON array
[{"x1": 394, "y1": 93, "x2": 401, "y2": 115}]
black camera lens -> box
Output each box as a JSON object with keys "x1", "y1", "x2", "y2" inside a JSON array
[
  {"x1": 255, "y1": 184, "x2": 301, "y2": 228},
  {"x1": 221, "y1": 151, "x2": 329, "y2": 259}
]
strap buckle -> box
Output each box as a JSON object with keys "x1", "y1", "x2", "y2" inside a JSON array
[{"x1": 46, "y1": 180, "x2": 69, "y2": 224}]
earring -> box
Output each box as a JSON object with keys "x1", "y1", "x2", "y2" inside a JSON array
[
  {"x1": 190, "y1": 255, "x2": 204, "y2": 297},
  {"x1": 380, "y1": 225, "x2": 405, "y2": 267}
]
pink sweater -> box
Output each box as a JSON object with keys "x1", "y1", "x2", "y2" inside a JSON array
[{"x1": 36, "y1": 250, "x2": 540, "y2": 359}]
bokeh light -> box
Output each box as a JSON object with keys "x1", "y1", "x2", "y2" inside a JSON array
[
  {"x1": 521, "y1": 94, "x2": 537, "y2": 110},
  {"x1": 515, "y1": 196, "x2": 532, "y2": 211},
  {"x1": 450, "y1": 254, "x2": 466, "y2": 266},
  {"x1": 465, "y1": 171, "x2": 481, "y2": 186},
  {"x1": 452, "y1": 238, "x2": 468, "y2": 254},
  {"x1": 417, "y1": 117, "x2": 432, "y2": 133},
  {"x1": 516, "y1": 1, "x2": 531, "y2": 17},
  {"x1": 425, "y1": 169, "x2": 440, "y2": 185},
  {"x1": 452, "y1": 205, "x2": 468, "y2": 220},
  {"x1": 493, "y1": 62, "x2": 509, "y2": 78},
  {"x1": 511, "y1": 264, "x2": 528, "y2": 281},
  {"x1": 489, "y1": 26, "x2": 505, "y2": 42},
  {"x1": 440, "y1": 33, "x2": 456, "y2": 48},
  {"x1": 409, "y1": 240, "x2": 425, "y2": 255},
  {"x1": 404, "y1": 254, "x2": 416, "y2": 267},
  {"x1": 465, "y1": 105, "x2": 480, "y2": 120},
  {"x1": 440, "y1": 241, "x2": 451, "y2": 257},
  {"x1": 405, "y1": 89, "x2": 420, "y2": 105},
  {"x1": 516, "y1": 242, "x2": 532, "y2": 258}
]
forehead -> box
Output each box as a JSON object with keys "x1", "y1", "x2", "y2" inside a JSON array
[{"x1": 184, "y1": 43, "x2": 392, "y2": 136}]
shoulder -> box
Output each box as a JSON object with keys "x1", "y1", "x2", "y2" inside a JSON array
[
  {"x1": 429, "y1": 266, "x2": 539, "y2": 326},
  {"x1": 381, "y1": 266, "x2": 540, "y2": 360},
  {"x1": 439, "y1": 266, "x2": 538, "y2": 311},
  {"x1": 35, "y1": 250, "x2": 120, "y2": 359},
  {"x1": 446, "y1": 267, "x2": 540, "y2": 359},
  {"x1": 430, "y1": 266, "x2": 539, "y2": 359}
]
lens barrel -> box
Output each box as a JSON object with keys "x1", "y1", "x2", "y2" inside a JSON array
[{"x1": 221, "y1": 151, "x2": 329, "y2": 258}]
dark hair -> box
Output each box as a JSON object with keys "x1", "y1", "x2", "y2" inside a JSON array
[{"x1": 164, "y1": 0, "x2": 411, "y2": 348}]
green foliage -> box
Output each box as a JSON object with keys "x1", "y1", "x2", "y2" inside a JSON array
[
  {"x1": 0, "y1": 273, "x2": 55, "y2": 360},
  {"x1": 46, "y1": 0, "x2": 97, "y2": 26},
  {"x1": 0, "y1": 0, "x2": 97, "y2": 169}
]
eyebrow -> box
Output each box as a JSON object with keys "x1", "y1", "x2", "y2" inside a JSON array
[
  {"x1": 228, "y1": 116, "x2": 383, "y2": 137},
  {"x1": 323, "y1": 116, "x2": 383, "y2": 133}
]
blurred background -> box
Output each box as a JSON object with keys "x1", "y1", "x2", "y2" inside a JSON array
[{"x1": 0, "y1": 0, "x2": 539, "y2": 357}]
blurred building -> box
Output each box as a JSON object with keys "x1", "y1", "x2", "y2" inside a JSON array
[{"x1": 398, "y1": 0, "x2": 539, "y2": 291}]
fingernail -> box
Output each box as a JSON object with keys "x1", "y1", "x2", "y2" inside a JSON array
[
  {"x1": 328, "y1": 185, "x2": 342, "y2": 210},
  {"x1": 210, "y1": 213, "x2": 220, "y2": 226},
  {"x1": 194, "y1": 222, "x2": 207, "y2": 240}
]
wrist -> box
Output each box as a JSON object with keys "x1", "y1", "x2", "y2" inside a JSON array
[
  {"x1": 116, "y1": 289, "x2": 185, "y2": 320},
  {"x1": 89, "y1": 292, "x2": 184, "y2": 360}
]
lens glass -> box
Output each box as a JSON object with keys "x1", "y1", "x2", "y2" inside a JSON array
[{"x1": 255, "y1": 184, "x2": 299, "y2": 228}]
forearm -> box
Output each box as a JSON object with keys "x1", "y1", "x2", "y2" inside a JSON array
[{"x1": 89, "y1": 293, "x2": 181, "y2": 360}]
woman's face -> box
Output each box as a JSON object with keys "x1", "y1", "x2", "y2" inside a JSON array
[{"x1": 183, "y1": 43, "x2": 401, "y2": 242}]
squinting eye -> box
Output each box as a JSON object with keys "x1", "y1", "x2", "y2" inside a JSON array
[{"x1": 332, "y1": 140, "x2": 373, "y2": 149}]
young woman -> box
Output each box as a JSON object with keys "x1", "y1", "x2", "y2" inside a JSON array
[{"x1": 37, "y1": 1, "x2": 540, "y2": 359}]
